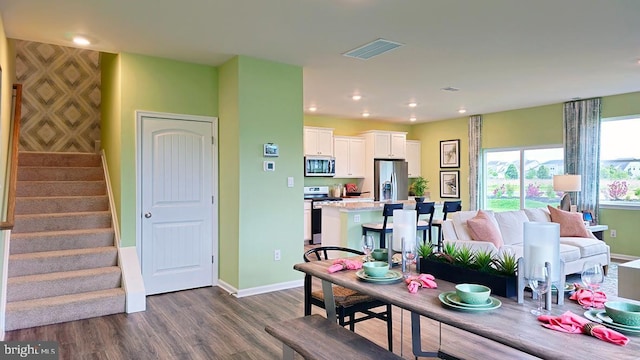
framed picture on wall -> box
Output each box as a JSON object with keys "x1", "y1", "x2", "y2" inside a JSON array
[
  {"x1": 440, "y1": 170, "x2": 460, "y2": 198},
  {"x1": 440, "y1": 139, "x2": 460, "y2": 168}
]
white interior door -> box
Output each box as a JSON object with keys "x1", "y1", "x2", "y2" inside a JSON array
[{"x1": 140, "y1": 115, "x2": 214, "y2": 295}]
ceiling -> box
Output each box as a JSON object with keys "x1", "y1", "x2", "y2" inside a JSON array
[{"x1": 1, "y1": 0, "x2": 639, "y2": 123}]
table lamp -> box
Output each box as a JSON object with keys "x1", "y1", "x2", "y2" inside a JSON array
[{"x1": 553, "y1": 174, "x2": 581, "y2": 211}]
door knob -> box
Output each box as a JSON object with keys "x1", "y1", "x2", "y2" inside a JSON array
[{"x1": 144, "y1": 212, "x2": 152, "y2": 218}]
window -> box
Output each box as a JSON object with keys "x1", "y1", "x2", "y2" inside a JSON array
[
  {"x1": 484, "y1": 147, "x2": 563, "y2": 211},
  {"x1": 600, "y1": 117, "x2": 640, "y2": 205}
]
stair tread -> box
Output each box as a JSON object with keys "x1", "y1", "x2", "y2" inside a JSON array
[
  {"x1": 9, "y1": 246, "x2": 117, "y2": 260},
  {"x1": 16, "y1": 210, "x2": 110, "y2": 218},
  {"x1": 11, "y1": 228, "x2": 114, "y2": 239},
  {"x1": 8, "y1": 266, "x2": 121, "y2": 285},
  {"x1": 17, "y1": 195, "x2": 108, "y2": 200},
  {"x1": 7, "y1": 288, "x2": 125, "y2": 311}
]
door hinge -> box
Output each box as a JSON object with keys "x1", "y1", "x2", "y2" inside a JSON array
[
  {"x1": 212, "y1": 195, "x2": 215, "y2": 204},
  {"x1": 212, "y1": 255, "x2": 214, "y2": 263},
  {"x1": 212, "y1": 136, "x2": 215, "y2": 145}
]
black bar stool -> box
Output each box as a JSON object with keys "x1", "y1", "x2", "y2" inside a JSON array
[
  {"x1": 416, "y1": 201, "x2": 436, "y2": 245},
  {"x1": 361, "y1": 203, "x2": 404, "y2": 248},
  {"x1": 431, "y1": 201, "x2": 461, "y2": 252}
]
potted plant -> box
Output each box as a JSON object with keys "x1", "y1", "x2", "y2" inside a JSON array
[
  {"x1": 411, "y1": 176, "x2": 429, "y2": 203},
  {"x1": 418, "y1": 244, "x2": 519, "y2": 298}
]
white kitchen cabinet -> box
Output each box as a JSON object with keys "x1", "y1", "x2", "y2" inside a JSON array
[
  {"x1": 362, "y1": 131, "x2": 406, "y2": 159},
  {"x1": 304, "y1": 127, "x2": 334, "y2": 156},
  {"x1": 406, "y1": 140, "x2": 421, "y2": 178},
  {"x1": 304, "y1": 200, "x2": 312, "y2": 242},
  {"x1": 333, "y1": 136, "x2": 365, "y2": 178}
]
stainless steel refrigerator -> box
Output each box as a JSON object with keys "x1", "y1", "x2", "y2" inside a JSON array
[{"x1": 374, "y1": 159, "x2": 409, "y2": 201}]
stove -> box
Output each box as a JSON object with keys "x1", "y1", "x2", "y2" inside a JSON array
[{"x1": 304, "y1": 186, "x2": 343, "y2": 244}]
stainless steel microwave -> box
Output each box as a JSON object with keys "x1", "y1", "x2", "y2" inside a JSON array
[{"x1": 305, "y1": 156, "x2": 335, "y2": 177}]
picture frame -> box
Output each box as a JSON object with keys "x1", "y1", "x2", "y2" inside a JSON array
[
  {"x1": 440, "y1": 139, "x2": 460, "y2": 168},
  {"x1": 263, "y1": 143, "x2": 279, "y2": 157},
  {"x1": 440, "y1": 170, "x2": 460, "y2": 198}
]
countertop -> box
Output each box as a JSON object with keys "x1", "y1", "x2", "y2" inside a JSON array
[{"x1": 321, "y1": 200, "x2": 417, "y2": 212}]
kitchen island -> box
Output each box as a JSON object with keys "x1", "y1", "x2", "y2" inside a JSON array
[{"x1": 321, "y1": 200, "x2": 443, "y2": 250}]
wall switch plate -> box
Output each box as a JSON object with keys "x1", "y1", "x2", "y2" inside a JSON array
[
  {"x1": 274, "y1": 249, "x2": 281, "y2": 261},
  {"x1": 354, "y1": 214, "x2": 361, "y2": 223},
  {"x1": 610, "y1": 230, "x2": 617, "y2": 238},
  {"x1": 287, "y1": 177, "x2": 294, "y2": 187}
]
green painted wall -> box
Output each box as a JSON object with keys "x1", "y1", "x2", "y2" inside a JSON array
[
  {"x1": 0, "y1": 12, "x2": 16, "y2": 311},
  {"x1": 219, "y1": 56, "x2": 304, "y2": 289},
  {"x1": 100, "y1": 52, "x2": 122, "y2": 232},
  {"x1": 114, "y1": 54, "x2": 218, "y2": 247},
  {"x1": 409, "y1": 116, "x2": 469, "y2": 205}
]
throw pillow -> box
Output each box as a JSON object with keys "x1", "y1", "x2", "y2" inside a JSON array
[
  {"x1": 467, "y1": 210, "x2": 504, "y2": 248},
  {"x1": 547, "y1": 205, "x2": 592, "y2": 238}
]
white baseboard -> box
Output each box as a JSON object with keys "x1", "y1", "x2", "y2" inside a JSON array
[
  {"x1": 217, "y1": 279, "x2": 303, "y2": 298},
  {"x1": 611, "y1": 253, "x2": 640, "y2": 262},
  {"x1": 119, "y1": 246, "x2": 146, "y2": 313}
]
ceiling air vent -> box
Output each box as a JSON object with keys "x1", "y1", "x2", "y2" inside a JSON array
[{"x1": 343, "y1": 38, "x2": 404, "y2": 60}]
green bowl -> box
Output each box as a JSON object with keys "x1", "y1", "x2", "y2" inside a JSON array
[
  {"x1": 455, "y1": 284, "x2": 491, "y2": 305},
  {"x1": 604, "y1": 301, "x2": 640, "y2": 326},
  {"x1": 371, "y1": 248, "x2": 388, "y2": 261},
  {"x1": 362, "y1": 261, "x2": 389, "y2": 278}
]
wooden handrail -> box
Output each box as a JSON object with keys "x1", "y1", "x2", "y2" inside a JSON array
[{"x1": 0, "y1": 84, "x2": 23, "y2": 230}]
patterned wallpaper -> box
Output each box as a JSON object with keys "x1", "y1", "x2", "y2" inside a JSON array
[{"x1": 15, "y1": 40, "x2": 101, "y2": 152}]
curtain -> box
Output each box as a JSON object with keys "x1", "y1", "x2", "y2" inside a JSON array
[
  {"x1": 563, "y1": 98, "x2": 601, "y2": 223},
  {"x1": 468, "y1": 115, "x2": 483, "y2": 211}
]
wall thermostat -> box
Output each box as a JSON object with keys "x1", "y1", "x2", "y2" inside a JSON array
[{"x1": 264, "y1": 161, "x2": 275, "y2": 171}]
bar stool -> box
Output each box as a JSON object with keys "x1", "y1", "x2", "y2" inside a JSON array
[
  {"x1": 431, "y1": 201, "x2": 461, "y2": 252},
  {"x1": 416, "y1": 202, "x2": 436, "y2": 245},
  {"x1": 361, "y1": 203, "x2": 404, "y2": 248}
]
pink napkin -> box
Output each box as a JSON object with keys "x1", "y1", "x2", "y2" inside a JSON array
[
  {"x1": 327, "y1": 259, "x2": 363, "y2": 273},
  {"x1": 538, "y1": 311, "x2": 629, "y2": 346},
  {"x1": 405, "y1": 273, "x2": 438, "y2": 293},
  {"x1": 570, "y1": 288, "x2": 607, "y2": 309}
]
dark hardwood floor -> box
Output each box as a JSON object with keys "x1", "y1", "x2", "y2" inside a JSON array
[{"x1": 5, "y1": 282, "x2": 540, "y2": 360}]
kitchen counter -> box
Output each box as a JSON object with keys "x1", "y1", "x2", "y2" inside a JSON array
[{"x1": 321, "y1": 200, "x2": 443, "y2": 249}]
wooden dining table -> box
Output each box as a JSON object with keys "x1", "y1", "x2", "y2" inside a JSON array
[{"x1": 294, "y1": 259, "x2": 640, "y2": 360}]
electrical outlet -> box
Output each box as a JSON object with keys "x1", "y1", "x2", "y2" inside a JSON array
[
  {"x1": 610, "y1": 230, "x2": 617, "y2": 238},
  {"x1": 354, "y1": 214, "x2": 361, "y2": 223},
  {"x1": 274, "y1": 249, "x2": 281, "y2": 261}
]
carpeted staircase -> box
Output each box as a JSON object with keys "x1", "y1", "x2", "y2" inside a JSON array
[{"x1": 6, "y1": 151, "x2": 125, "y2": 331}]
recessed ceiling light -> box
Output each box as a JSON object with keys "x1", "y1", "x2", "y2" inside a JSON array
[
  {"x1": 308, "y1": 106, "x2": 317, "y2": 112},
  {"x1": 408, "y1": 102, "x2": 417, "y2": 108},
  {"x1": 73, "y1": 36, "x2": 91, "y2": 46},
  {"x1": 458, "y1": 109, "x2": 467, "y2": 114},
  {"x1": 409, "y1": 116, "x2": 417, "y2": 122},
  {"x1": 362, "y1": 112, "x2": 370, "y2": 117},
  {"x1": 352, "y1": 94, "x2": 362, "y2": 101}
]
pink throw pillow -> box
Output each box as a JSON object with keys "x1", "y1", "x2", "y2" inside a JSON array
[
  {"x1": 467, "y1": 210, "x2": 504, "y2": 248},
  {"x1": 547, "y1": 205, "x2": 592, "y2": 238}
]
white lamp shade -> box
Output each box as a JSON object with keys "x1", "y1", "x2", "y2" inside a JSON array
[
  {"x1": 523, "y1": 222, "x2": 561, "y2": 283},
  {"x1": 392, "y1": 209, "x2": 416, "y2": 252},
  {"x1": 553, "y1": 174, "x2": 581, "y2": 192}
]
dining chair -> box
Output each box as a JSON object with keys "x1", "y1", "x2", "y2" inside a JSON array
[
  {"x1": 361, "y1": 203, "x2": 404, "y2": 248},
  {"x1": 431, "y1": 200, "x2": 462, "y2": 252},
  {"x1": 303, "y1": 246, "x2": 393, "y2": 351},
  {"x1": 416, "y1": 201, "x2": 436, "y2": 245}
]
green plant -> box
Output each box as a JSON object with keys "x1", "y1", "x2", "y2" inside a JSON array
[
  {"x1": 493, "y1": 251, "x2": 518, "y2": 276},
  {"x1": 473, "y1": 249, "x2": 494, "y2": 272},
  {"x1": 411, "y1": 176, "x2": 430, "y2": 197},
  {"x1": 454, "y1": 245, "x2": 475, "y2": 267},
  {"x1": 416, "y1": 242, "x2": 434, "y2": 258}
]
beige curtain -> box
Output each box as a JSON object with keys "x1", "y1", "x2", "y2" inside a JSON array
[{"x1": 469, "y1": 115, "x2": 482, "y2": 210}]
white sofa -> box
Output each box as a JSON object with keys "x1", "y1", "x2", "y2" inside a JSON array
[{"x1": 440, "y1": 208, "x2": 610, "y2": 276}]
